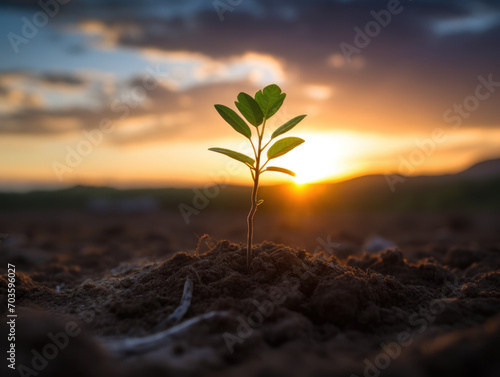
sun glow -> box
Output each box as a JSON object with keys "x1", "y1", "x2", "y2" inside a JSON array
[{"x1": 274, "y1": 132, "x2": 359, "y2": 185}]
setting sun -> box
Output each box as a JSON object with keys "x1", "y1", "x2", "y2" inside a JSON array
[{"x1": 275, "y1": 132, "x2": 367, "y2": 185}]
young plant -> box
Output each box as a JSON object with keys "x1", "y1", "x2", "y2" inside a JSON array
[{"x1": 209, "y1": 84, "x2": 307, "y2": 269}]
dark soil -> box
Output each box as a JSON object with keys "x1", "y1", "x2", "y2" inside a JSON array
[{"x1": 1, "y1": 212, "x2": 500, "y2": 376}]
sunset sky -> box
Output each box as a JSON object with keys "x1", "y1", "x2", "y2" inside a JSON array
[{"x1": 1, "y1": 0, "x2": 499, "y2": 191}]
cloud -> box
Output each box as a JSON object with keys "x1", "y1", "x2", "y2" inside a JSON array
[
  {"x1": 304, "y1": 85, "x2": 333, "y2": 101},
  {"x1": 0, "y1": 112, "x2": 83, "y2": 134},
  {"x1": 432, "y1": 9, "x2": 500, "y2": 36},
  {"x1": 0, "y1": 88, "x2": 44, "y2": 114},
  {"x1": 0, "y1": 0, "x2": 499, "y2": 142},
  {"x1": 105, "y1": 113, "x2": 191, "y2": 145},
  {"x1": 37, "y1": 72, "x2": 88, "y2": 87},
  {"x1": 0, "y1": 70, "x2": 89, "y2": 92},
  {"x1": 0, "y1": 71, "x2": 84, "y2": 85},
  {"x1": 61, "y1": 0, "x2": 500, "y2": 97},
  {"x1": 0, "y1": 76, "x2": 275, "y2": 144},
  {"x1": 0, "y1": 70, "x2": 94, "y2": 116},
  {"x1": 140, "y1": 50, "x2": 286, "y2": 90}
]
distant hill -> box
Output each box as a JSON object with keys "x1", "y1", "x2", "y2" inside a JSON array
[
  {"x1": 457, "y1": 158, "x2": 500, "y2": 179},
  {"x1": 1, "y1": 158, "x2": 500, "y2": 212},
  {"x1": 307, "y1": 157, "x2": 500, "y2": 212}
]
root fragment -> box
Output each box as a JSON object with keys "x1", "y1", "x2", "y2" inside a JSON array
[
  {"x1": 104, "y1": 311, "x2": 231, "y2": 356},
  {"x1": 153, "y1": 278, "x2": 193, "y2": 331}
]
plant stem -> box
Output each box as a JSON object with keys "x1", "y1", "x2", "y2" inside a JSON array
[
  {"x1": 246, "y1": 168, "x2": 259, "y2": 270},
  {"x1": 246, "y1": 117, "x2": 266, "y2": 270}
]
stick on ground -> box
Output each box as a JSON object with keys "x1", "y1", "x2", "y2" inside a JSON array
[
  {"x1": 104, "y1": 311, "x2": 231, "y2": 356},
  {"x1": 153, "y1": 278, "x2": 193, "y2": 331}
]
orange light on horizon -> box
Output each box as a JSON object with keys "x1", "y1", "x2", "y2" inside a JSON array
[
  {"x1": 1, "y1": 127, "x2": 499, "y2": 191},
  {"x1": 275, "y1": 131, "x2": 370, "y2": 185}
]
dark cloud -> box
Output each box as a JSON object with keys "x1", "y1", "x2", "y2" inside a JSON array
[
  {"x1": 0, "y1": 70, "x2": 88, "y2": 88},
  {"x1": 0, "y1": 0, "x2": 499, "y2": 140},
  {"x1": 39, "y1": 72, "x2": 87, "y2": 86},
  {"x1": 0, "y1": 76, "x2": 269, "y2": 145},
  {"x1": 70, "y1": 0, "x2": 500, "y2": 110}
]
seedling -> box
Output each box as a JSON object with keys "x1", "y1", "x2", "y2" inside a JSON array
[{"x1": 209, "y1": 84, "x2": 307, "y2": 269}]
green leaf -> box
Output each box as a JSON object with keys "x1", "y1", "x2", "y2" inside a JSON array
[
  {"x1": 263, "y1": 84, "x2": 282, "y2": 98},
  {"x1": 209, "y1": 148, "x2": 255, "y2": 166},
  {"x1": 264, "y1": 166, "x2": 296, "y2": 177},
  {"x1": 271, "y1": 115, "x2": 307, "y2": 139},
  {"x1": 266, "y1": 93, "x2": 286, "y2": 118},
  {"x1": 235, "y1": 92, "x2": 263, "y2": 127},
  {"x1": 214, "y1": 104, "x2": 251, "y2": 139},
  {"x1": 267, "y1": 137, "x2": 305, "y2": 159},
  {"x1": 255, "y1": 84, "x2": 286, "y2": 119}
]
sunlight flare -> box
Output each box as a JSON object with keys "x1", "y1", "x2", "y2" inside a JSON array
[{"x1": 275, "y1": 132, "x2": 360, "y2": 185}]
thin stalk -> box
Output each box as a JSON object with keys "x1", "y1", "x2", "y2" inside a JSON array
[
  {"x1": 259, "y1": 158, "x2": 270, "y2": 172},
  {"x1": 262, "y1": 138, "x2": 272, "y2": 151},
  {"x1": 246, "y1": 168, "x2": 259, "y2": 270},
  {"x1": 246, "y1": 117, "x2": 267, "y2": 270},
  {"x1": 249, "y1": 138, "x2": 257, "y2": 160}
]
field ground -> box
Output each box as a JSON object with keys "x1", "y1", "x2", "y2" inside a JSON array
[{"x1": 1, "y1": 210, "x2": 500, "y2": 376}]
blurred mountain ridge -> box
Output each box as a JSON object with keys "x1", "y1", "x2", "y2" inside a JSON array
[{"x1": 1, "y1": 157, "x2": 499, "y2": 212}]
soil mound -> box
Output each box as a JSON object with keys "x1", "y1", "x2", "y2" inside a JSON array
[{"x1": 2, "y1": 240, "x2": 500, "y2": 376}]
